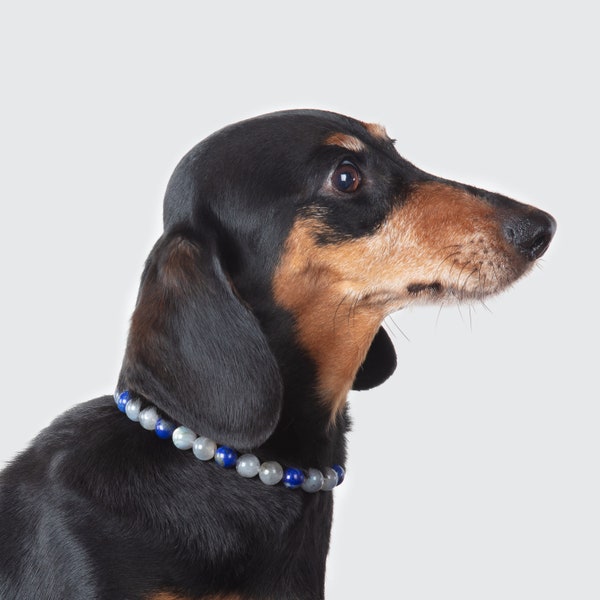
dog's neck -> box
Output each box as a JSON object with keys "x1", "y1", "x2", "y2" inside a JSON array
[
  {"x1": 292, "y1": 295, "x2": 383, "y2": 418},
  {"x1": 268, "y1": 223, "x2": 388, "y2": 420},
  {"x1": 114, "y1": 390, "x2": 346, "y2": 493},
  {"x1": 266, "y1": 284, "x2": 385, "y2": 418}
]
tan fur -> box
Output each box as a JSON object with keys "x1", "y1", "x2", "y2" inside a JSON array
[
  {"x1": 161, "y1": 237, "x2": 201, "y2": 291},
  {"x1": 363, "y1": 121, "x2": 390, "y2": 140},
  {"x1": 273, "y1": 181, "x2": 524, "y2": 416},
  {"x1": 128, "y1": 237, "x2": 200, "y2": 361},
  {"x1": 323, "y1": 132, "x2": 365, "y2": 153}
]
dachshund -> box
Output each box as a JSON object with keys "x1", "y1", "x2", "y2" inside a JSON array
[{"x1": 0, "y1": 109, "x2": 556, "y2": 599}]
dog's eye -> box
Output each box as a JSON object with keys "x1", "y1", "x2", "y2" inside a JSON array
[{"x1": 331, "y1": 161, "x2": 361, "y2": 193}]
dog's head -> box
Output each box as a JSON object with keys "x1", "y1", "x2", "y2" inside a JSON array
[{"x1": 119, "y1": 109, "x2": 556, "y2": 450}]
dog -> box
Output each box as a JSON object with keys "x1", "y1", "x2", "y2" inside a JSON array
[{"x1": 0, "y1": 109, "x2": 556, "y2": 599}]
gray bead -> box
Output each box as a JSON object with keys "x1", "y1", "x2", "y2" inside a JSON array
[
  {"x1": 172, "y1": 426, "x2": 197, "y2": 450},
  {"x1": 125, "y1": 397, "x2": 142, "y2": 422},
  {"x1": 236, "y1": 454, "x2": 261, "y2": 478},
  {"x1": 321, "y1": 467, "x2": 339, "y2": 491},
  {"x1": 138, "y1": 406, "x2": 159, "y2": 430},
  {"x1": 301, "y1": 468, "x2": 324, "y2": 493},
  {"x1": 259, "y1": 461, "x2": 283, "y2": 486},
  {"x1": 192, "y1": 436, "x2": 217, "y2": 461}
]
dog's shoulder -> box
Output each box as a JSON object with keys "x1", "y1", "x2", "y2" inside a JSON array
[{"x1": 0, "y1": 397, "x2": 115, "y2": 483}]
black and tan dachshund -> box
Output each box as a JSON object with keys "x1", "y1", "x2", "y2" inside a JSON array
[{"x1": 0, "y1": 110, "x2": 556, "y2": 599}]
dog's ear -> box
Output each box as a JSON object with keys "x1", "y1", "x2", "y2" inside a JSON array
[
  {"x1": 118, "y1": 232, "x2": 282, "y2": 450},
  {"x1": 352, "y1": 327, "x2": 397, "y2": 391}
]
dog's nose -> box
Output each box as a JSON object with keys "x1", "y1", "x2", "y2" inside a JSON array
[{"x1": 503, "y1": 209, "x2": 557, "y2": 261}]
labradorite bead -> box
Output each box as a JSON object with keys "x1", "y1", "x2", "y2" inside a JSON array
[
  {"x1": 236, "y1": 454, "x2": 261, "y2": 478},
  {"x1": 259, "y1": 461, "x2": 283, "y2": 486},
  {"x1": 321, "y1": 467, "x2": 339, "y2": 491},
  {"x1": 301, "y1": 468, "x2": 324, "y2": 493},
  {"x1": 138, "y1": 406, "x2": 159, "y2": 430},
  {"x1": 172, "y1": 426, "x2": 197, "y2": 450},
  {"x1": 192, "y1": 436, "x2": 217, "y2": 461},
  {"x1": 125, "y1": 397, "x2": 142, "y2": 422}
]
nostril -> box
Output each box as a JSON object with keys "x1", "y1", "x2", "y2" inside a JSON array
[
  {"x1": 503, "y1": 210, "x2": 556, "y2": 261},
  {"x1": 529, "y1": 230, "x2": 552, "y2": 259},
  {"x1": 504, "y1": 226, "x2": 515, "y2": 244}
]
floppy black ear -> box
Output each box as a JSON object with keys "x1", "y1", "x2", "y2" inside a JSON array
[
  {"x1": 118, "y1": 232, "x2": 283, "y2": 451},
  {"x1": 352, "y1": 327, "x2": 397, "y2": 391}
]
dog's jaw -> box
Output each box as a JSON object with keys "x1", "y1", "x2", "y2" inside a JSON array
[{"x1": 273, "y1": 181, "x2": 550, "y2": 418}]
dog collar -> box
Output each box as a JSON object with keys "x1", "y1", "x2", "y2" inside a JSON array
[{"x1": 114, "y1": 390, "x2": 345, "y2": 493}]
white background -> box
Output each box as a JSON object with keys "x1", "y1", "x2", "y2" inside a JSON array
[{"x1": 1, "y1": 2, "x2": 597, "y2": 598}]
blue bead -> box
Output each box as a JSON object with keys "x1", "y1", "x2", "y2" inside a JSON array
[
  {"x1": 283, "y1": 468, "x2": 305, "y2": 489},
  {"x1": 332, "y1": 464, "x2": 345, "y2": 486},
  {"x1": 155, "y1": 418, "x2": 175, "y2": 439},
  {"x1": 215, "y1": 446, "x2": 238, "y2": 468},
  {"x1": 116, "y1": 390, "x2": 130, "y2": 412}
]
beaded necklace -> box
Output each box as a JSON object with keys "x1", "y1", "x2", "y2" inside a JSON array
[{"x1": 115, "y1": 390, "x2": 345, "y2": 493}]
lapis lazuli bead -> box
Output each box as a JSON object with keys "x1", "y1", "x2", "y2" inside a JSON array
[
  {"x1": 283, "y1": 468, "x2": 305, "y2": 489},
  {"x1": 155, "y1": 418, "x2": 175, "y2": 439},
  {"x1": 116, "y1": 390, "x2": 130, "y2": 412},
  {"x1": 215, "y1": 446, "x2": 238, "y2": 468},
  {"x1": 332, "y1": 464, "x2": 345, "y2": 486}
]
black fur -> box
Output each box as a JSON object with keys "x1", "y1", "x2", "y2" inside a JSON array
[{"x1": 0, "y1": 109, "x2": 555, "y2": 599}]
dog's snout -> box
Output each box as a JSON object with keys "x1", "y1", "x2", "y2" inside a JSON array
[{"x1": 503, "y1": 208, "x2": 556, "y2": 261}]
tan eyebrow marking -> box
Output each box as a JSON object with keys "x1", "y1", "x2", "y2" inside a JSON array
[
  {"x1": 324, "y1": 132, "x2": 365, "y2": 153},
  {"x1": 363, "y1": 122, "x2": 390, "y2": 140}
]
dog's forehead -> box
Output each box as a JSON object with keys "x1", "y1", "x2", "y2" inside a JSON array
[
  {"x1": 163, "y1": 111, "x2": 395, "y2": 230},
  {"x1": 214, "y1": 109, "x2": 392, "y2": 153}
]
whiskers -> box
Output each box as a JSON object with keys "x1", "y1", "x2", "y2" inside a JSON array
[
  {"x1": 433, "y1": 242, "x2": 505, "y2": 303},
  {"x1": 332, "y1": 290, "x2": 365, "y2": 333},
  {"x1": 384, "y1": 314, "x2": 410, "y2": 342},
  {"x1": 430, "y1": 248, "x2": 501, "y2": 331}
]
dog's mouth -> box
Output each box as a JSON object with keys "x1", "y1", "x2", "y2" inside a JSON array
[
  {"x1": 407, "y1": 282, "x2": 444, "y2": 295},
  {"x1": 404, "y1": 274, "x2": 504, "y2": 302},
  {"x1": 402, "y1": 268, "x2": 523, "y2": 304},
  {"x1": 369, "y1": 258, "x2": 532, "y2": 311},
  {"x1": 404, "y1": 279, "x2": 492, "y2": 304},
  {"x1": 398, "y1": 239, "x2": 536, "y2": 305},
  {"x1": 349, "y1": 239, "x2": 536, "y2": 317}
]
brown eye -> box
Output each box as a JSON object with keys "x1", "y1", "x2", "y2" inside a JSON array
[{"x1": 331, "y1": 161, "x2": 361, "y2": 193}]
